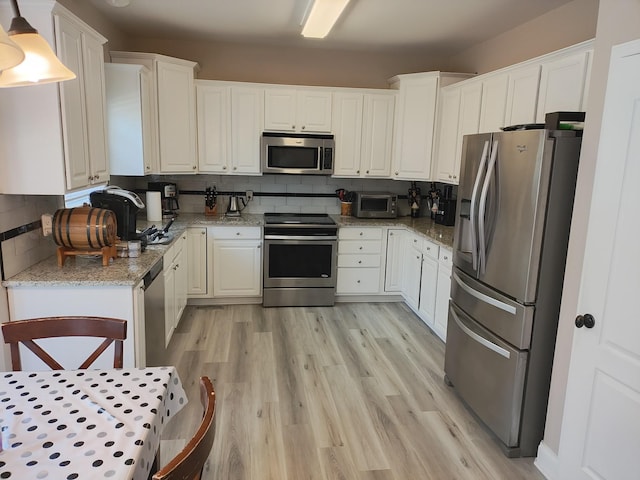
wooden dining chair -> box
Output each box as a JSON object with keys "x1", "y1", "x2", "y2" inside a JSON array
[
  {"x1": 1, "y1": 316, "x2": 127, "y2": 371},
  {"x1": 153, "y1": 376, "x2": 217, "y2": 480}
]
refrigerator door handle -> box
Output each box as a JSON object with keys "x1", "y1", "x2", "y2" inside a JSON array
[
  {"x1": 469, "y1": 140, "x2": 490, "y2": 271},
  {"x1": 478, "y1": 140, "x2": 498, "y2": 275},
  {"x1": 453, "y1": 272, "x2": 517, "y2": 314},
  {"x1": 450, "y1": 307, "x2": 511, "y2": 359}
]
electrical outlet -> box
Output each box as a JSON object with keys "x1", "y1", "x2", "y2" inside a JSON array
[
  {"x1": 41, "y1": 214, "x2": 53, "y2": 236},
  {"x1": 246, "y1": 190, "x2": 254, "y2": 202}
]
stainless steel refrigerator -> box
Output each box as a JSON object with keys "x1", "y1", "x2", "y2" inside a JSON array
[{"x1": 444, "y1": 126, "x2": 583, "y2": 457}]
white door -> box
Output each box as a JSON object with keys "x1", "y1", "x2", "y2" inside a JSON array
[{"x1": 557, "y1": 39, "x2": 640, "y2": 480}]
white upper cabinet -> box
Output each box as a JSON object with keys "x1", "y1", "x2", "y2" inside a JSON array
[
  {"x1": 478, "y1": 73, "x2": 509, "y2": 133},
  {"x1": 434, "y1": 81, "x2": 481, "y2": 184},
  {"x1": 332, "y1": 90, "x2": 395, "y2": 178},
  {"x1": 504, "y1": 65, "x2": 541, "y2": 127},
  {"x1": 105, "y1": 64, "x2": 155, "y2": 176},
  {"x1": 0, "y1": 3, "x2": 108, "y2": 194},
  {"x1": 110, "y1": 51, "x2": 199, "y2": 174},
  {"x1": 196, "y1": 82, "x2": 230, "y2": 173},
  {"x1": 264, "y1": 87, "x2": 332, "y2": 132},
  {"x1": 536, "y1": 49, "x2": 591, "y2": 122},
  {"x1": 231, "y1": 86, "x2": 264, "y2": 175},
  {"x1": 390, "y1": 72, "x2": 471, "y2": 181}
]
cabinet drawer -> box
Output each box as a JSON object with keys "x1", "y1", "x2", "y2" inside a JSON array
[
  {"x1": 339, "y1": 227, "x2": 383, "y2": 240},
  {"x1": 337, "y1": 268, "x2": 381, "y2": 294},
  {"x1": 338, "y1": 240, "x2": 382, "y2": 255},
  {"x1": 439, "y1": 247, "x2": 453, "y2": 267},
  {"x1": 422, "y1": 239, "x2": 439, "y2": 259},
  {"x1": 338, "y1": 254, "x2": 381, "y2": 268},
  {"x1": 209, "y1": 226, "x2": 261, "y2": 239}
]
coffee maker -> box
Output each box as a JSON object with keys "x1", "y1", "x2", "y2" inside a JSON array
[
  {"x1": 147, "y1": 182, "x2": 179, "y2": 216},
  {"x1": 90, "y1": 186, "x2": 145, "y2": 240},
  {"x1": 435, "y1": 184, "x2": 456, "y2": 226}
]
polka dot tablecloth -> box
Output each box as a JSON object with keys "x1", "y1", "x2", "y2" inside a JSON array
[{"x1": 0, "y1": 367, "x2": 187, "y2": 480}]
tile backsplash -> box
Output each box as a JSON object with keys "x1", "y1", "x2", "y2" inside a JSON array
[{"x1": 111, "y1": 174, "x2": 453, "y2": 218}]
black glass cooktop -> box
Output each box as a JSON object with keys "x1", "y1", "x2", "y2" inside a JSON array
[{"x1": 264, "y1": 213, "x2": 336, "y2": 226}]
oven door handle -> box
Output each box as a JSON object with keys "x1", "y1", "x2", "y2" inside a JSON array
[{"x1": 264, "y1": 235, "x2": 338, "y2": 241}]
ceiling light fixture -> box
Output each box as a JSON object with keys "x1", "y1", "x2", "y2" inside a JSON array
[
  {"x1": 0, "y1": 0, "x2": 76, "y2": 88},
  {"x1": 0, "y1": 23, "x2": 24, "y2": 70},
  {"x1": 104, "y1": 0, "x2": 132, "y2": 7},
  {"x1": 301, "y1": 0, "x2": 351, "y2": 39}
]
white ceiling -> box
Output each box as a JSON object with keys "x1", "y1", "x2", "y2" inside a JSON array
[{"x1": 87, "y1": 0, "x2": 575, "y2": 56}]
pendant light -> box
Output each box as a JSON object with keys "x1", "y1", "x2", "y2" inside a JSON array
[
  {"x1": 0, "y1": 23, "x2": 24, "y2": 70},
  {"x1": 0, "y1": 0, "x2": 76, "y2": 88}
]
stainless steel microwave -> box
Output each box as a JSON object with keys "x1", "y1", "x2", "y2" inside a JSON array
[
  {"x1": 353, "y1": 192, "x2": 398, "y2": 218},
  {"x1": 261, "y1": 133, "x2": 334, "y2": 175}
]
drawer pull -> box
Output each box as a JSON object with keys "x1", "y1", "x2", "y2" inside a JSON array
[{"x1": 451, "y1": 308, "x2": 510, "y2": 359}]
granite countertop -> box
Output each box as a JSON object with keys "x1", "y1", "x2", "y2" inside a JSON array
[{"x1": 3, "y1": 213, "x2": 452, "y2": 288}]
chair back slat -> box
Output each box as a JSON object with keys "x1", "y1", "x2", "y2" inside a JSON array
[
  {"x1": 1, "y1": 316, "x2": 127, "y2": 371},
  {"x1": 152, "y1": 376, "x2": 216, "y2": 480}
]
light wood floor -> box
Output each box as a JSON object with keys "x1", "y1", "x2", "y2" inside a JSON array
[{"x1": 160, "y1": 302, "x2": 546, "y2": 480}]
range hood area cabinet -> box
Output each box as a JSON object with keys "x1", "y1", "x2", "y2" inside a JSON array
[
  {"x1": 389, "y1": 72, "x2": 473, "y2": 181},
  {"x1": 0, "y1": 2, "x2": 109, "y2": 195},
  {"x1": 264, "y1": 87, "x2": 332, "y2": 133},
  {"x1": 109, "y1": 51, "x2": 199, "y2": 174}
]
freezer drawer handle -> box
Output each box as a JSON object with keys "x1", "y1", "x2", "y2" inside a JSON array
[
  {"x1": 451, "y1": 308, "x2": 511, "y2": 359},
  {"x1": 453, "y1": 272, "x2": 517, "y2": 315}
]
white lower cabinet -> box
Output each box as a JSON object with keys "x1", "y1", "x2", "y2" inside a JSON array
[
  {"x1": 163, "y1": 231, "x2": 187, "y2": 346},
  {"x1": 417, "y1": 240, "x2": 440, "y2": 327},
  {"x1": 401, "y1": 233, "x2": 423, "y2": 310},
  {"x1": 187, "y1": 227, "x2": 208, "y2": 297},
  {"x1": 433, "y1": 248, "x2": 453, "y2": 341},
  {"x1": 384, "y1": 229, "x2": 405, "y2": 292},
  {"x1": 337, "y1": 227, "x2": 384, "y2": 294},
  {"x1": 210, "y1": 227, "x2": 262, "y2": 297}
]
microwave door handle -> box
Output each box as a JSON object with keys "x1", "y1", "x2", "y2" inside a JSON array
[
  {"x1": 478, "y1": 140, "x2": 498, "y2": 276},
  {"x1": 469, "y1": 140, "x2": 490, "y2": 271}
]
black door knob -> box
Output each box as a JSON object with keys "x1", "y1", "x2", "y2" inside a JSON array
[{"x1": 575, "y1": 313, "x2": 596, "y2": 329}]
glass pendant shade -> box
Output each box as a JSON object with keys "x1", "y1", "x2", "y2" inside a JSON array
[
  {"x1": 0, "y1": 24, "x2": 24, "y2": 71},
  {"x1": 0, "y1": 32, "x2": 76, "y2": 87}
]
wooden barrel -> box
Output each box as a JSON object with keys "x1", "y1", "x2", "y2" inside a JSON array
[{"x1": 52, "y1": 207, "x2": 118, "y2": 250}]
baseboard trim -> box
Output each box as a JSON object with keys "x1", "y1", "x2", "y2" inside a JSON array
[{"x1": 534, "y1": 441, "x2": 559, "y2": 480}]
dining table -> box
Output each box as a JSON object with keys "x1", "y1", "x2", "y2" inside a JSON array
[{"x1": 0, "y1": 366, "x2": 187, "y2": 480}]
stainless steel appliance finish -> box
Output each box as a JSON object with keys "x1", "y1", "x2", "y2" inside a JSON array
[
  {"x1": 352, "y1": 192, "x2": 398, "y2": 218},
  {"x1": 444, "y1": 127, "x2": 583, "y2": 457},
  {"x1": 263, "y1": 213, "x2": 337, "y2": 307},
  {"x1": 261, "y1": 133, "x2": 334, "y2": 175},
  {"x1": 143, "y1": 258, "x2": 166, "y2": 367}
]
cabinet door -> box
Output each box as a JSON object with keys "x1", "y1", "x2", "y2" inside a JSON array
[
  {"x1": 479, "y1": 74, "x2": 509, "y2": 133},
  {"x1": 231, "y1": 87, "x2": 263, "y2": 174},
  {"x1": 449, "y1": 82, "x2": 482, "y2": 184},
  {"x1": 212, "y1": 240, "x2": 262, "y2": 297},
  {"x1": 332, "y1": 92, "x2": 363, "y2": 177},
  {"x1": 174, "y1": 242, "x2": 188, "y2": 325},
  {"x1": 362, "y1": 93, "x2": 394, "y2": 177},
  {"x1": 297, "y1": 90, "x2": 332, "y2": 132},
  {"x1": 402, "y1": 238, "x2": 423, "y2": 311},
  {"x1": 384, "y1": 229, "x2": 405, "y2": 292},
  {"x1": 133, "y1": 281, "x2": 146, "y2": 368},
  {"x1": 56, "y1": 14, "x2": 91, "y2": 191},
  {"x1": 157, "y1": 60, "x2": 197, "y2": 173},
  {"x1": 264, "y1": 88, "x2": 297, "y2": 131},
  {"x1": 434, "y1": 87, "x2": 461, "y2": 183},
  {"x1": 187, "y1": 227, "x2": 208, "y2": 296},
  {"x1": 197, "y1": 84, "x2": 230, "y2": 173},
  {"x1": 434, "y1": 265, "x2": 452, "y2": 342},
  {"x1": 82, "y1": 33, "x2": 109, "y2": 184},
  {"x1": 163, "y1": 263, "x2": 176, "y2": 347},
  {"x1": 418, "y1": 255, "x2": 438, "y2": 327},
  {"x1": 393, "y1": 75, "x2": 439, "y2": 180},
  {"x1": 505, "y1": 65, "x2": 540, "y2": 127},
  {"x1": 536, "y1": 51, "x2": 589, "y2": 122}
]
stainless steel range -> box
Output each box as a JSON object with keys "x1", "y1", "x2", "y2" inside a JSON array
[{"x1": 263, "y1": 213, "x2": 337, "y2": 307}]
